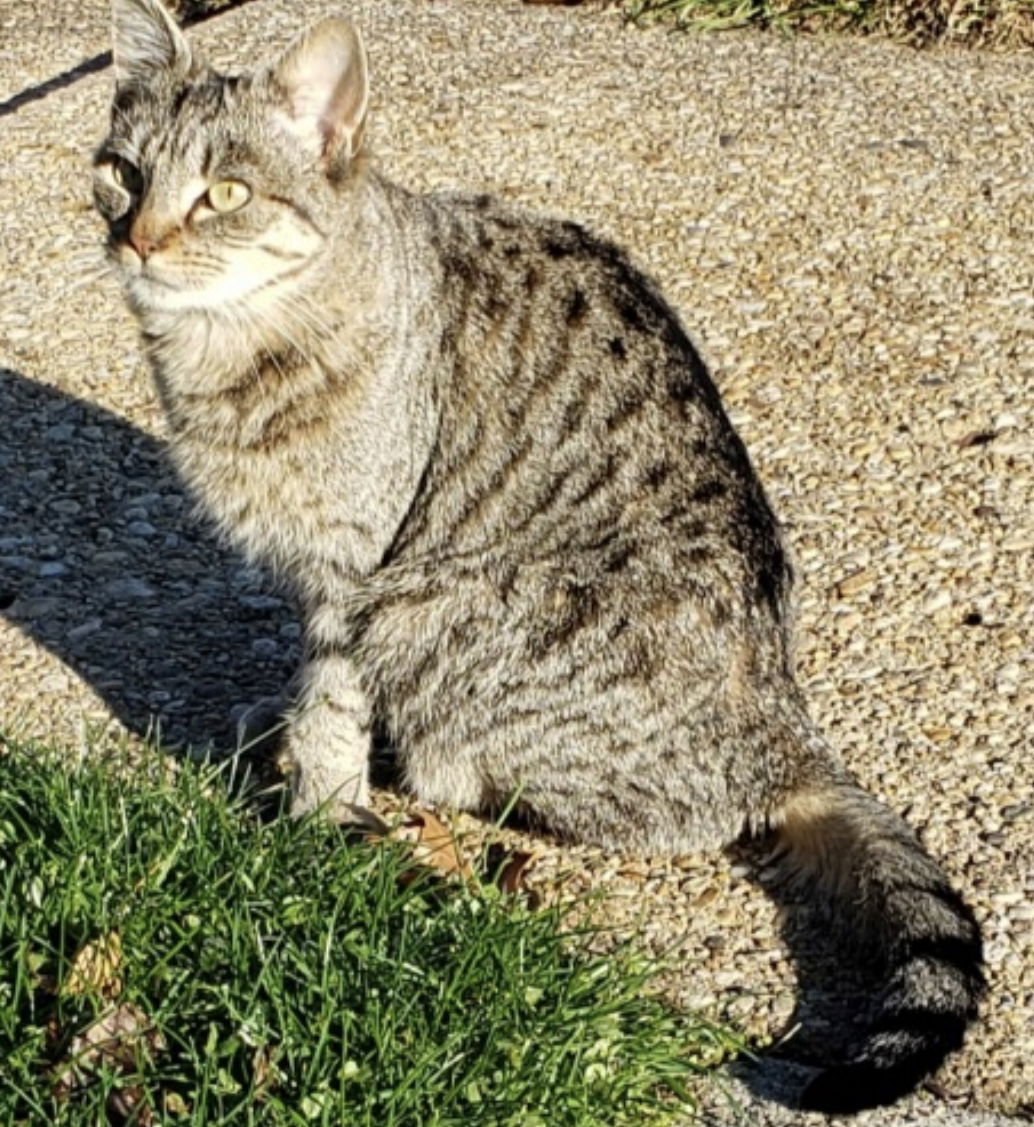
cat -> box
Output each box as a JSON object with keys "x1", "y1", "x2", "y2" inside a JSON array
[{"x1": 94, "y1": 0, "x2": 984, "y2": 1112}]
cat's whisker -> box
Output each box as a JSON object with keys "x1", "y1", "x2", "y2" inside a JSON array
[
  {"x1": 233, "y1": 300, "x2": 308, "y2": 366},
  {"x1": 271, "y1": 300, "x2": 329, "y2": 355},
  {"x1": 272, "y1": 292, "x2": 359, "y2": 367},
  {"x1": 245, "y1": 294, "x2": 327, "y2": 370}
]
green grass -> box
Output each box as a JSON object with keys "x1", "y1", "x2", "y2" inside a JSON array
[
  {"x1": 0, "y1": 735, "x2": 736, "y2": 1126},
  {"x1": 166, "y1": 0, "x2": 1034, "y2": 48},
  {"x1": 625, "y1": 0, "x2": 1034, "y2": 47}
]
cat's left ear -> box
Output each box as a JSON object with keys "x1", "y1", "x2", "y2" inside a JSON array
[
  {"x1": 111, "y1": 0, "x2": 192, "y2": 87},
  {"x1": 267, "y1": 17, "x2": 368, "y2": 169}
]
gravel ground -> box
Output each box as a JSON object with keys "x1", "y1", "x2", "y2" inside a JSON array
[{"x1": 0, "y1": 1, "x2": 1031, "y2": 1122}]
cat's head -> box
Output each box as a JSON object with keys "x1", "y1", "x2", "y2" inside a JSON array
[{"x1": 94, "y1": 0, "x2": 368, "y2": 315}]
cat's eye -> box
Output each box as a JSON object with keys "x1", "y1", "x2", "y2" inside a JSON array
[
  {"x1": 206, "y1": 180, "x2": 251, "y2": 214},
  {"x1": 110, "y1": 157, "x2": 143, "y2": 196}
]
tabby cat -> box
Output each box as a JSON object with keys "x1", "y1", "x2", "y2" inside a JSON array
[{"x1": 94, "y1": 0, "x2": 983, "y2": 1111}]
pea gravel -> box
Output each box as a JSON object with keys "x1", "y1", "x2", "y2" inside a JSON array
[{"x1": 0, "y1": 2, "x2": 1030, "y2": 1123}]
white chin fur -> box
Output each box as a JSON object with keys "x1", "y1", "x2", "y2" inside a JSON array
[{"x1": 127, "y1": 262, "x2": 308, "y2": 313}]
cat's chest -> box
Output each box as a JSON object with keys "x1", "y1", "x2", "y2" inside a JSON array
[
  {"x1": 170, "y1": 404, "x2": 419, "y2": 596},
  {"x1": 151, "y1": 325, "x2": 433, "y2": 594},
  {"x1": 176, "y1": 438, "x2": 346, "y2": 572}
]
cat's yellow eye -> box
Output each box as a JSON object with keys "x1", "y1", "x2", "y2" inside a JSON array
[{"x1": 206, "y1": 180, "x2": 251, "y2": 214}]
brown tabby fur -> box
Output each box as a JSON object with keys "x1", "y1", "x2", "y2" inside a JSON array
[{"x1": 94, "y1": 0, "x2": 983, "y2": 1111}]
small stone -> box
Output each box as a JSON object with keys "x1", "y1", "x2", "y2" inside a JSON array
[
  {"x1": 103, "y1": 577, "x2": 156, "y2": 601},
  {"x1": 239, "y1": 594, "x2": 283, "y2": 611},
  {"x1": 772, "y1": 993, "x2": 796, "y2": 1018},
  {"x1": 0, "y1": 555, "x2": 35, "y2": 573},
  {"x1": 93, "y1": 550, "x2": 130, "y2": 567},
  {"x1": 251, "y1": 638, "x2": 280, "y2": 659},
  {"x1": 67, "y1": 618, "x2": 102, "y2": 642},
  {"x1": 126, "y1": 521, "x2": 158, "y2": 538},
  {"x1": 10, "y1": 596, "x2": 59, "y2": 619},
  {"x1": 923, "y1": 589, "x2": 952, "y2": 613},
  {"x1": 38, "y1": 561, "x2": 68, "y2": 578},
  {"x1": 835, "y1": 569, "x2": 876, "y2": 597}
]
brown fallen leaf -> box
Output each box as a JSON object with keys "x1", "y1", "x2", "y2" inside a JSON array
[
  {"x1": 163, "y1": 1091, "x2": 191, "y2": 1116},
  {"x1": 495, "y1": 849, "x2": 538, "y2": 895},
  {"x1": 53, "y1": 1001, "x2": 165, "y2": 1121},
  {"x1": 253, "y1": 1044, "x2": 279, "y2": 1101},
  {"x1": 109, "y1": 1082, "x2": 154, "y2": 1125},
  {"x1": 63, "y1": 931, "x2": 123, "y2": 1000},
  {"x1": 391, "y1": 810, "x2": 474, "y2": 881}
]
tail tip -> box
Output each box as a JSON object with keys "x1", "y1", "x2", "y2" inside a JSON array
[{"x1": 799, "y1": 1062, "x2": 924, "y2": 1115}]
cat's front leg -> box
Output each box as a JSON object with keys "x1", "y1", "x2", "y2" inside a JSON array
[{"x1": 285, "y1": 652, "x2": 373, "y2": 823}]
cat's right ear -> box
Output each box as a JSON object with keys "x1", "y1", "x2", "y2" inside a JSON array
[
  {"x1": 266, "y1": 18, "x2": 369, "y2": 171},
  {"x1": 111, "y1": 0, "x2": 192, "y2": 88}
]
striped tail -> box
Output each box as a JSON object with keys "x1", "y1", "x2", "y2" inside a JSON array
[{"x1": 772, "y1": 780, "x2": 984, "y2": 1113}]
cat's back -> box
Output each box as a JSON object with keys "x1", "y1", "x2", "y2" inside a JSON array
[{"x1": 389, "y1": 187, "x2": 789, "y2": 623}]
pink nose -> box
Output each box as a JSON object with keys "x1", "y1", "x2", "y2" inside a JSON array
[
  {"x1": 128, "y1": 221, "x2": 170, "y2": 260},
  {"x1": 130, "y1": 232, "x2": 156, "y2": 259}
]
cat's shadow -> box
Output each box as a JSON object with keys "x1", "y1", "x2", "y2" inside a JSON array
[
  {"x1": 0, "y1": 365, "x2": 296, "y2": 751},
  {"x1": 730, "y1": 840, "x2": 888, "y2": 1107}
]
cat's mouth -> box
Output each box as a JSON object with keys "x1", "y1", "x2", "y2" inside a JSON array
[
  {"x1": 121, "y1": 259, "x2": 244, "y2": 310},
  {"x1": 117, "y1": 248, "x2": 312, "y2": 314},
  {"x1": 122, "y1": 266, "x2": 202, "y2": 312}
]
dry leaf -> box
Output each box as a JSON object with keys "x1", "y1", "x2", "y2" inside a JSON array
[
  {"x1": 109, "y1": 1083, "x2": 153, "y2": 1125},
  {"x1": 63, "y1": 931, "x2": 123, "y2": 999},
  {"x1": 163, "y1": 1091, "x2": 190, "y2": 1116},
  {"x1": 496, "y1": 849, "x2": 538, "y2": 894},
  {"x1": 53, "y1": 1001, "x2": 165, "y2": 1110},
  {"x1": 253, "y1": 1044, "x2": 278, "y2": 1100},
  {"x1": 391, "y1": 810, "x2": 473, "y2": 881}
]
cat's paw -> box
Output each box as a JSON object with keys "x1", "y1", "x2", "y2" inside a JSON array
[{"x1": 288, "y1": 760, "x2": 371, "y2": 823}]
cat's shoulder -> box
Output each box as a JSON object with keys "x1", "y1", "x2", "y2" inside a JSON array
[
  {"x1": 423, "y1": 188, "x2": 625, "y2": 261},
  {"x1": 419, "y1": 186, "x2": 666, "y2": 311}
]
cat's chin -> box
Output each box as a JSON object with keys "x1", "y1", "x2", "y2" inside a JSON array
[
  {"x1": 129, "y1": 286, "x2": 212, "y2": 316},
  {"x1": 125, "y1": 267, "x2": 308, "y2": 318},
  {"x1": 125, "y1": 274, "x2": 261, "y2": 316}
]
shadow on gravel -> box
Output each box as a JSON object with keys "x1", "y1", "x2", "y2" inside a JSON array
[
  {"x1": 729, "y1": 842, "x2": 889, "y2": 1108},
  {"x1": 0, "y1": 366, "x2": 296, "y2": 751}
]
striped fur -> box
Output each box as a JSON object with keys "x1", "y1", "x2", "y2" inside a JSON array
[{"x1": 95, "y1": 1, "x2": 984, "y2": 1110}]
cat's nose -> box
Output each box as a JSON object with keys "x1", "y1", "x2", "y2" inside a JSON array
[
  {"x1": 128, "y1": 219, "x2": 172, "y2": 260},
  {"x1": 129, "y1": 226, "x2": 159, "y2": 260}
]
